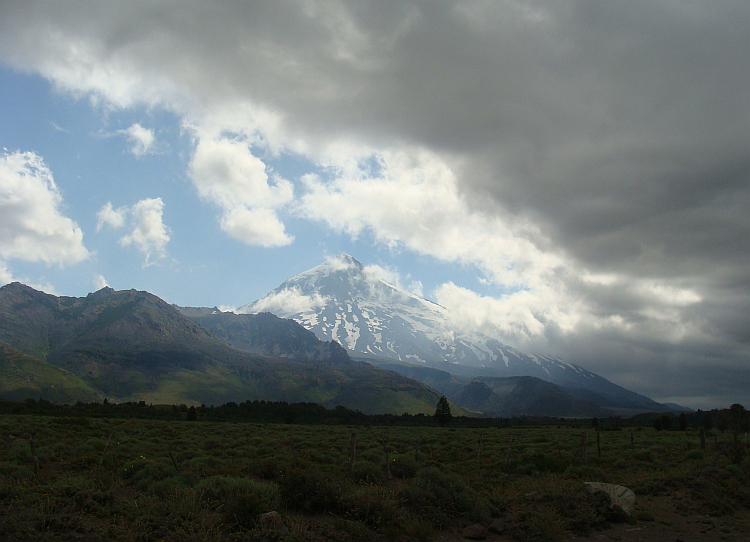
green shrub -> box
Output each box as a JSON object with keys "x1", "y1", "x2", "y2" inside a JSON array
[
  {"x1": 506, "y1": 508, "x2": 567, "y2": 542},
  {"x1": 390, "y1": 454, "x2": 418, "y2": 479},
  {"x1": 251, "y1": 457, "x2": 284, "y2": 479},
  {"x1": 340, "y1": 486, "x2": 399, "y2": 529},
  {"x1": 563, "y1": 464, "x2": 606, "y2": 480},
  {"x1": 634, "y1": 450, "x2": 654, "y2": 462},
  {"x1": 196, "y1": 475, "x2": 281, "y2": 528},
  {"x1": 401, "y1": 515, "x2": 434, "y2": 542},
  {"x1": 352, "y1": 460, "x2": 383, "y2": 484},
  {"x1": 279, "y1": 468, "x2": 343, "y2": 514},
  {"x1": 399, "y1": 467, "x2": 492, "y2": 527},
  {"x1": 685, "y1": 449, "x2": 704, "y2": 460},
  {"x1": 725, "y1": 464, "x2": 744, "y2": 478},
  {"x1": 122, "y1": 458, "x2": 174, "y2": 491},
  {"x1": 515, "y1": 452, "x2": 570, "y2": 475},
  {"x1": 612, "y1": 458, "x2": 628, "y2": 469}
]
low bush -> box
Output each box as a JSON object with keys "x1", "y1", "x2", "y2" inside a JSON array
[
  {"x1": 279, "y1": 468, "x2": 343, "y2": 514},
  {"x1": 196, "y1": 475, "x2": 281, "y2": 528},
  {"x1": 351, "y1": 459, "x2": 383, "y2": 484},
  {"x1": 399, "y1": 467, "x2": 492, "y2": 527}
]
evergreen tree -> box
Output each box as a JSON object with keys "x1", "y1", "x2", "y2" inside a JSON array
[{"x1": 434, "y1": 395, "x2": 452, "y2": 426}]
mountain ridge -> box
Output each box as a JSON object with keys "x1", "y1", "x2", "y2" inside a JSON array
[
  {"x1": 239, "y1": 254, "x2": 672, "y2": 413},
  {"x1": 0, "y1": 282, "x2": 450, "y2": 414}
]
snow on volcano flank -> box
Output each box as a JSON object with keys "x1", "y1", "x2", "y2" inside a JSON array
[{"x1": 236, "y1": 254, "x2": 590, "y2": 385}]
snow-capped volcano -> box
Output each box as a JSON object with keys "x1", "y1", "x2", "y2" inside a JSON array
[{"x1": 238, "y1": 254, "x2": 668, "y2": 411}]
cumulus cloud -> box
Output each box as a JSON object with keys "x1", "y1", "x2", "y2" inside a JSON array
[
  {"x1": 96, "y1": 201, "x2": 127, "y2": 231},
  {"x1": 189, "y1": 135, "x2": 294, "y2": 246},
  {"x1": 244, "y1": 287, "x2": 328, "y2": 316},
  {"x1": 98, "y1": 198, "x2": 171, "y2": 265},
  {"x1": 0, "y1": 150, "x2": 89, "y2": 267},
  {"x1": 118, "y1": 197, "x2": 170, "y2": 265},
  {"x1": 3, "y1": 1, "x2": 750, "y2": 405},
  {"x1": 119, "y1": 123, "x2": 155, "y2": 156}
]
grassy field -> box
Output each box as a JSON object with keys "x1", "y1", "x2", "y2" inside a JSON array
[{"x1": 0, "y1": 415, "x2": 748, "y2": 541}]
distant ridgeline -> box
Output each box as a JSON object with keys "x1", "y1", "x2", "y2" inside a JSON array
[{"x1": 0, "y1": 397, "x2": 733, "y2": 430}]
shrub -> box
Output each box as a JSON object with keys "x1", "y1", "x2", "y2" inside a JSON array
[
  {"x1": 390, "y1": 454, "x2": 418, "y2": 479},
  {"x1": 685, "y1": 449, "x2": 704, "y2": 460},
  {"x1": 401, "y1": 515, "x2": 434, "y2": 542},
  {"x1": 399, "y1": 467, "x2": 492, "y2": 527},
  {"x1": 279, "y1": 468, "x2": 343, "y2": 514},
  {"x1": 725, "y1": 464, "x2": 745, "y2": 478},
  {"x1": 340, "y1": 486, "x2": 399, "y2": 529},
  {"x1": 351, "y1": 460, "x2": 383, "y2": 484},
  {"x1": 196, "y1": 475, "x2": 281, "y2": 528}
]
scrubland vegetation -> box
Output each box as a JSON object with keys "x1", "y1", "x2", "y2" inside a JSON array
[{"x1": 1, "y1": 403, "x2": 749, "y2": 541}]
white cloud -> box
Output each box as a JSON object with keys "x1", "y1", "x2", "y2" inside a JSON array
[
  {"x1": 243, "y1": 287, "x2": 328, "y2": 316},
  {"x1": 50, "y1": 121, "x2": 71, "y2": 134},
  {"x1": 220, "y1": 206, "x2": 292, "y2": 247},
  {"x1": 92, "y1": 274, "x2": 108, "y2": 290},
  {"x1": 0, "y1": 260, "x2": 13, "y2": 286},
  {"x1": 408, "y1": 280, "x2": 423, "y2": 298},
  {"x1": 118, "y1": 197, "x2": 170, "y2": 266},
  {"x1": 300, "y1": 147, "x2": 561, "y2": 288},
  {"x1": 363, "y1": 263, "x2": 402, "y2": 288},
  {"x1": 97, "y1": 197, "x2": 171, "y2": 265},
  {"x1": 0, "y1": 150, "x2": 89, "y2": 267},
  {"x1": 96, "y1": 201, "x2": 128, "y2": 231},
  {"x1": 189, "y1": 135, "x2": 293, "y2": 246},
  {"x1": 324, "y1": 253, "x2": 358, "y2": 272},
  {"x1": 119, "y1": 123, "x2": 155, "y2": 157},
  {"x1": 435, "y1": 282, "x2": 556, "y2": 347}
]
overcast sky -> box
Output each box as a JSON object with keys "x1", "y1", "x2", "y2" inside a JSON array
[{"x1": 1, "y1": 1, "x2": 749, "y2": 409}]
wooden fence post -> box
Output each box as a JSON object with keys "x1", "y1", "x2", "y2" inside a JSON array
[
  {"x1": 98, "y1": 432, "x2": 113, "y2": 467},
  {"x1": 168, "y1": 446, "x2": 181, "y2": 472},
  {"x1": 581, "y1": 431, "x2": 588, "y2": 462},
  {"x1": 382, "y1": 437, "x2": 392, "y2": 480},
  {"x1": 699, "y1": 427, "x2": 706, "y2": 451},
  {"x1": 348, "y1": 432, "x2": 357, "y2": 478},
  {"x1": 505, "y1": 435, "x2": 514, "y2": 467},
  {"x1": 477, "y1": 434, "x2": 483, "y2": 473},
  {"x1": 596, "y1": 430, "x2": 601, "y2": 458},
  {"x1": 29, "y1": 433, "x2": 40, "y2": 477}
]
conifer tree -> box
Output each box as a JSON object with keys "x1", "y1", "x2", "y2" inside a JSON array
[{"x1": 434, "y1": 395, "x2": 452, "y2": 426}]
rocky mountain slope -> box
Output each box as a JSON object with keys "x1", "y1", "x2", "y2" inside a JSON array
[
  {"x1": 0, "y1": 282, "x2": 448, "y2": 414},
  {"x1": 179, "y1": 310, "x2": 350, "y2": 365},
  {"x1": 239, "y1": 254, "x2": 670, "y2": 413}
]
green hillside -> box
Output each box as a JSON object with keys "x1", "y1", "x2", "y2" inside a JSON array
[
  {"x1": 0, "y1": 283, "x2": 449, "y2": 414},
  {"x1": 358, "y1": 356, "x2": 606, "y2": 417},
  {"x1": 0, "y1": 344, "x2": 101, "y2": 403}
]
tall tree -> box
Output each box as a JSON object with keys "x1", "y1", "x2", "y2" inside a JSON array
[{"x1": 434, "y1": 395, "x2": 452, "y2": 427}]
